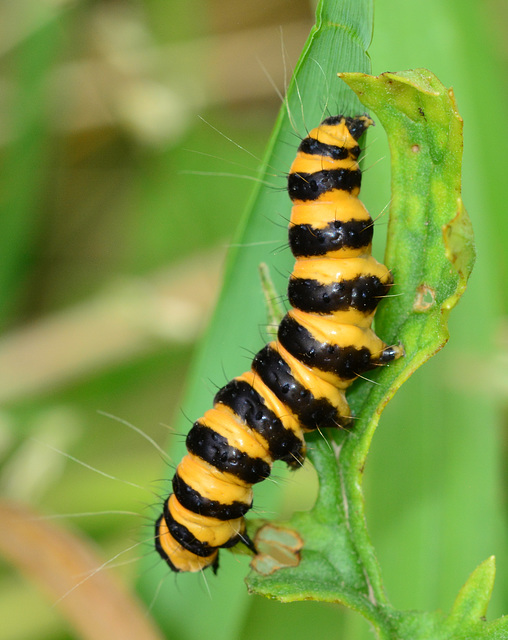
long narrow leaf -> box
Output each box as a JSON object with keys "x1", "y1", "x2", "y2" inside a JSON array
[{"x1": 139, "y1": 1, "x2": 374, "y2": 638}]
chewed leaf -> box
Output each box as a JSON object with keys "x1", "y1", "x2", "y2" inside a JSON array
[
  {"x1": 250, "y1": 524, "x2": 303, "y2": 575},
  {"x1": 247, "y1": 69, "x2": 476, "y2": 637},
  {"x1": 330, "y1": 77, "x2": 473, "y2": 612},
  {"x1": 442, "y1": 198, "x2": 476, "y2": 312},
  {"x1": 340, "y1": 69, "x2": 475, "y2": 373},
  {"x1": 340, "y1": 68, "x2": 474, "y2": 429}
]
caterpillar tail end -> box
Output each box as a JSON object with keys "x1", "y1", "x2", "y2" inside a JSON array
[{"x1": 154, "y1": 514, "x2": 220, "y2": 574}]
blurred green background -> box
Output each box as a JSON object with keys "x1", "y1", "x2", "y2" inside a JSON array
[{"x1": 1, "y1": 1, "x2": 507, "y2": 639}]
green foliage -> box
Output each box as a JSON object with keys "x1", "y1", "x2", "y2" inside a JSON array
[
  {"x1": 245, "y1": 66, "x2": 484, "y2": 639},
  {"x1": 139, "y1": 2, "x2": 378, "y2": 636},
  {"x1": 141, "y1": 0, "x2": 506, "y2": 637},
  {"x1": 1, "y1": 0, "x2": 508, "y2": 639}
]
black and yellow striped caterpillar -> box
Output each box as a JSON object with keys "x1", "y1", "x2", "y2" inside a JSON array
[{"x1": 155, "y1": 115, "x2": 403, "y2": 573}]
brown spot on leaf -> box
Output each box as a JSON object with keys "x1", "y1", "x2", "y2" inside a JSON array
[{"x1": 414, "y1": 284, "x2": 435, "y2": 311}]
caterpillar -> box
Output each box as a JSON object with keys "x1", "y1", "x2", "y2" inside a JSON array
[{"x1": 155, "y1": 115, "x2": 403, "y2": 573}]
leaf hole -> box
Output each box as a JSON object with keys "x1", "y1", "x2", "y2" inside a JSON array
[
  {"x1": 250, "y1": 524, "x2": 303, "y2": 575},
  {"x1": 413, "y1": 284, "x2": 435, "y2": 311}
]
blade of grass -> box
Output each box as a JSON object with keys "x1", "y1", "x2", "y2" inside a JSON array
[{"x1": 138, "y1": 1, "x2": 375, "y2": 638}]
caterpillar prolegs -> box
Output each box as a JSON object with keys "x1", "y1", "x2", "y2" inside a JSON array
[{"x1": 155, "y1": 115, "x2": 403, "y2": 573}]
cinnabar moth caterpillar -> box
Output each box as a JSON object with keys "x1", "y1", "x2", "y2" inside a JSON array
[{"x1": 155, "y1": 115, "x2": 403, "y2": 573}]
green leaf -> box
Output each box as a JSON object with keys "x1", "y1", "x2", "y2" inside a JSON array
[
  {"x1": 141, "y1": 3, "x2": 484, "y2": 639},
  {"x1": 384, "y1": 557, "x2": 507, "y2": 640},
  {"x1": 139, "y1": 1, "x2": 376, "y2": 639},
  {"x1": 337, "y1": 68, "x2": 475, "y2": 608},
  {"x1": 342, "y1": 69, "x2": 475, "y2": 351},
  {"x1": 446, "y1": 556, "x2": 496, "y2": 631},
  {"x1": 248, "y1": 69, "x2": 476, "y2": 637}
]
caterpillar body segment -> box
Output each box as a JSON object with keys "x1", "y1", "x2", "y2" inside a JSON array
[{"x1": 155, "y1": 115, "x2": 403, "y2": 573}]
